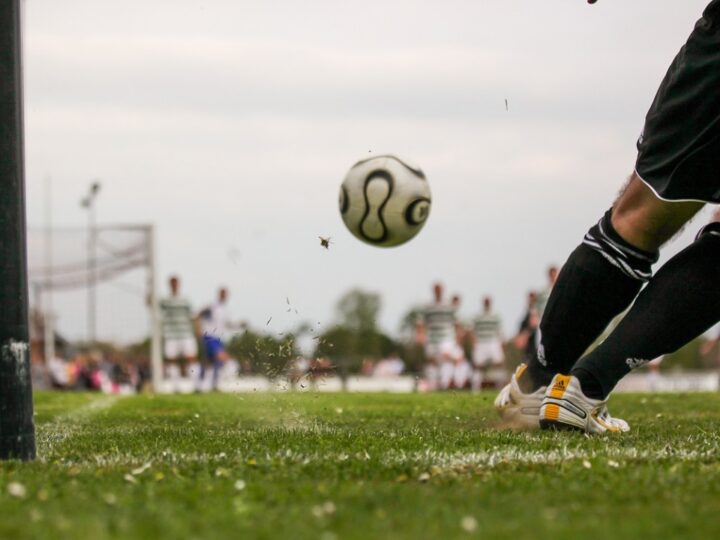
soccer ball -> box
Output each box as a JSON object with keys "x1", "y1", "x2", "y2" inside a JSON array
[{"x1": 339, "y1": 155, "x2": 431, "y2": 247}]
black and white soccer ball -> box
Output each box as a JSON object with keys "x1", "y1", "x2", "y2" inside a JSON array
[{"x1": 339, "y1": 155, "x2": 431, "y2": 247}]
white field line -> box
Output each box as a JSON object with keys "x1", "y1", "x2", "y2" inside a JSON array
[
  {"x1": 43, "y1": 440, "x2": 720, "y2": 469},
  {"x1": 36, "y1": 396, "x2": 122, "y2": 455}
]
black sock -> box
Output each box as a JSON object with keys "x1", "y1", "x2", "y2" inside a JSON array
[
  {"x1": 521, "y1": 209, "x2": 658, "y2": 392},
  {"x1": 570, "y1": 367, "x2": 604, "y2": 400},
  {"x1": 573, "y1": 225, "x2": 720, "y2": 399}
]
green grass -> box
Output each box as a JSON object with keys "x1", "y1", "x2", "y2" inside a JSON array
[{"x1": 2, "y1": 391, "x2": 720, "y2": 539}]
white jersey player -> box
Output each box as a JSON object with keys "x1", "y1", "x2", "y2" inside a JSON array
[
  {"x1": 470, "y1": 295, "x2": 506, "y2": 390},
  {"x1": 416, "y1": 283, "x2": 462, "y2": 390},
  {"x1": 418, "y1": 283, "x2": 457, "y2": 361},
  {"x1": 159, "y1": 276, "x2": 198, "y2": 391},
  {"x1": 472, "y1": 296, "x2": 504, "y2": 368}
]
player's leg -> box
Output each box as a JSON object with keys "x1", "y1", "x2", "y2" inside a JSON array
[
  {"x1": 470, "y1": 361, "x2": 483, "y2": 391},
  {"x1": 163, "y1": 339, "x2": 182, "y2": 393},
  {"x1": 540, "y1": 225, "x2": 720, "y2": 433},
  {"x1": 422, "y1": 359, "x2": 439, "y2": 392},
  {"x1": 489, "y1": 340, "x2": 507, "y2": 388},
  {"x1": 421, "y1": 344, "x2": 438, "y2": 391},
  {"x1": 537, "y1": 1, "x2": 720, "y2": 432},
  {"x1": 448, "y1": 344, "x2": 465, "y2": 389},
  {"x1": 179, "y1": 337, "x2": 201, "y2": 392},
  {"x1": 516, "y1": 1, "x2": 720, "y2": 431},
  {"x1": 451, "y1": 357, "x2": 468, "y2": 390},
  {"x1": 524, "y1": 0, "x2": 720, "y2": 391},
  {"x1": 521, "y1": 175, "x2": 702, "y2": 392},
  {"x1": 199, "y1": 335, "x2": 215, "y2": 392},
  {"x1": 572, "y1": 224, "x2": 720, "y2": 399},
  {"x1": 439, "y1": 360, "x2": 453, "y2": 391},
  {"x1": 471, "y1": 343, "x2": 486, "y2": 390},
  {"x1": 211, "y1": 346, "x2": 229, "y2": 392}
]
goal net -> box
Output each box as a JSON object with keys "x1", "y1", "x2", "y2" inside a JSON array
[{"x1": 26, "y1": 224, "x2": 162, "y2": 389}]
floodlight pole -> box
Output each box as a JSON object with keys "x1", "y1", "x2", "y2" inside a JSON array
[
  {"x1": 81, "y1": 181, "x2": 101, "y2": 344},
  {"x1": 0, "y1": 0, "x2": 36, "y2": 461}
]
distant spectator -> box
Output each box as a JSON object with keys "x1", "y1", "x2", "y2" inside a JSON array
[
  {"x1": 72, "y1": 352, "x2": 103, "y2": 391},
  {"x1": 47, "y1": 355, "x2": 71, "y2": 389},
  {"x1": 361, "y1": 357, "x2": 377, "y2": 376},
  {"x1": 373, "y1": 352, "x2": 405, "y2": 377}
]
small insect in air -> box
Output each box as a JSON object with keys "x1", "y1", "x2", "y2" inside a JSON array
[
  {"x1": 505, "y1": 98, "x2": 509, "y2": 111},
  {"x1": 319, "y1": 236, "x2": 332, "y2": 249}
]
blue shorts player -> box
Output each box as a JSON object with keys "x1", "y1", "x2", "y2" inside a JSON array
[
  {"x1": 202, "y1": 334, "x2": 225, "y2": 363},
  {"x1": 199, "y1": 287, "x2": 233, "y2": 391}
]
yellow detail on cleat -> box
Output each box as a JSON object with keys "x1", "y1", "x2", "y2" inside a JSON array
[
  {"x1": 549, "y1": 375, "x2": 571, "y2": 399},
  {"x1": 544, "y1": 404, "x2": 560, "y2": 420},
  {"x1": 515, "y1": 364, "x2": 528, "y2": 380},
  {"x1": 591, "y1": 410, "x2": 621, "y2": 433}
]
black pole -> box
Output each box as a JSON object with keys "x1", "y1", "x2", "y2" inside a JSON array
[{"x1": 0, "y1": 0, "x2": 36, "y2": 461}]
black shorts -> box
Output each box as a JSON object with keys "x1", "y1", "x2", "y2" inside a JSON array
[{"x1": 635, "y1": 0, "x2": 720, "y2": 203}]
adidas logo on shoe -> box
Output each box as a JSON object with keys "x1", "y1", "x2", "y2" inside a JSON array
[{"x1": 540, "y1": 374, "x2": 630, "y2": 434}]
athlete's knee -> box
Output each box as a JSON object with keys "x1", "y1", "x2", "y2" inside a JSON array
[
  {"x1": 611, "y1": 173, "x2": 703, "y2": 251},
  {"x1": 583, "y1": 208, "x2": 659, "y2": 283}
]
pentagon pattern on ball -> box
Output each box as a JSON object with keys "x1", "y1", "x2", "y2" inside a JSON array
[{"x1": 339, "y1": 155, "x2": 431, "y2": 248}]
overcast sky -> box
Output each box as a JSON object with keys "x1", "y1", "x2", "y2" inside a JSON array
[{"x1": 23, "y1": 0, "x2": 716, "y2": 345}]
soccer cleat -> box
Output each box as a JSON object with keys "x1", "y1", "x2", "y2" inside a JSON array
[
  {"x1": 539, "y1": 374, "x2": 630, "y2": 434},
  {"x1": 494, "y1": 364, "x2": 546, "y2": 429}
]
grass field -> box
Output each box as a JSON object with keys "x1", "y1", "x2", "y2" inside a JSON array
[{"x1": 2, "y1": 391, "x2": 720, "y2": 539}]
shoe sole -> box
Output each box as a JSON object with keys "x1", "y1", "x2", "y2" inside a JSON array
[{"x1": 539, "y1": 418, "x2": 584, "y2": 432}]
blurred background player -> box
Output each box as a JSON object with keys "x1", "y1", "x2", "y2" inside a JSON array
[
  {"x1": 700, "y1": 323, "x2": 720, "y2": 365},
  {"x1": 159, "y1": 276, "x2": 198, "y2": 392},
  {"x1": 515, "y1": 291, "x2": 539, "y2": 365},
  {"x1": 534, "y1": 265, "x2": 559, "y2": 320},
  {"x1": 415, "y1": 282, "x2": 457, "y2": 391},
  {"x1": 449, "y1": 294, "x2": 472, "y2": 389},
  {"x1": 198, "y1": 286, "x2": 232, "y2": 391},
  {"x1": 645, "y1": 355, "x2": 664, "y2": 392},
  {"x1": 533, "y1": 265, "x2": 558, "y2": 366},
  {"x1": 471, "y1": 295, "x2": 505, "y2": 390}
]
